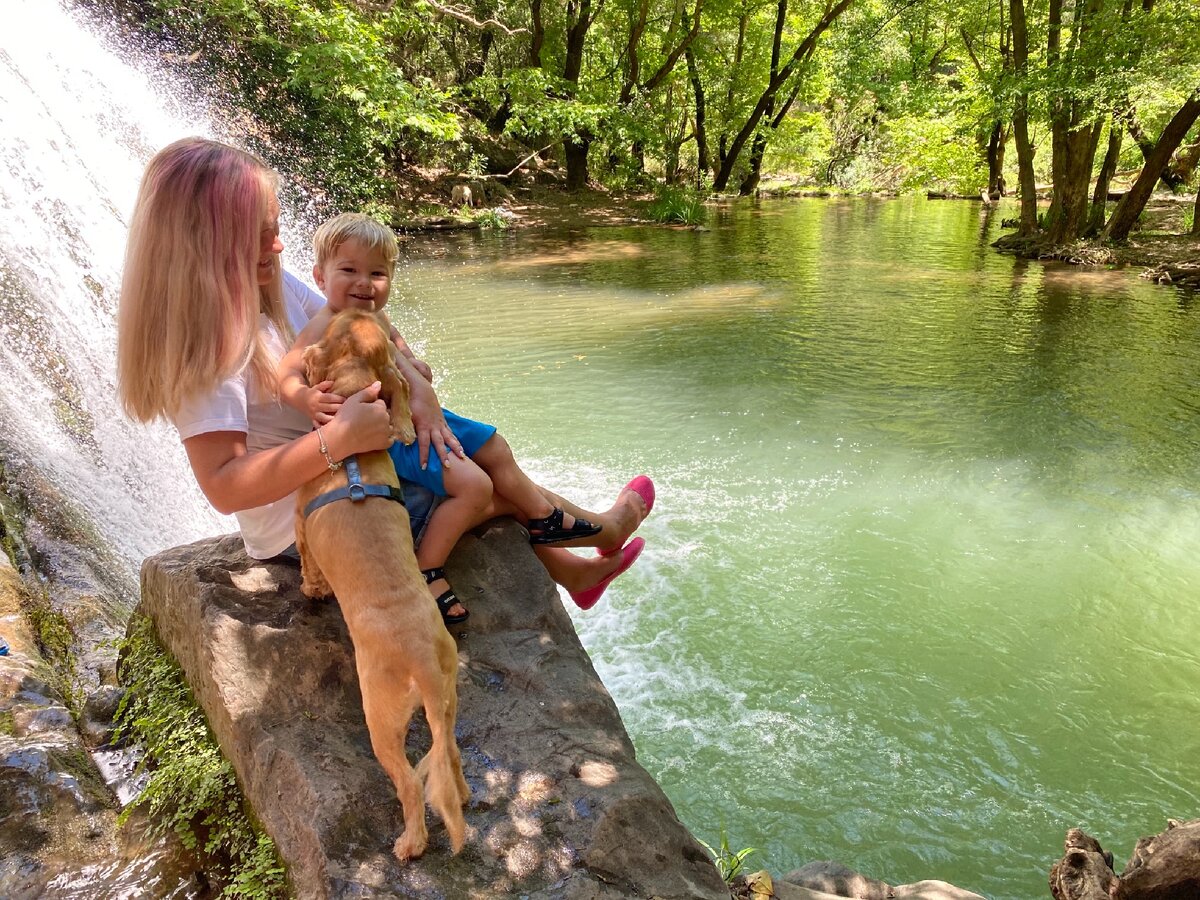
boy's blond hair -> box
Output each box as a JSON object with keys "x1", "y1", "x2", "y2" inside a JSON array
[
  {"x1": 312, "y1": 213, "x2": 399, "y2": 270},
  {"x1": 118, "y1": 137, "x2": 291, "y2": 422}
]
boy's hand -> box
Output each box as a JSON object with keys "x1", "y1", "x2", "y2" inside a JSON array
[{"x1": 305, "y1": 380, "x2": 343, "y2": 425}]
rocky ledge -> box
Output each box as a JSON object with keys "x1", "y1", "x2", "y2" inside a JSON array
[{"x1": 137, "y1": 519, "x2": 729, "y2": 899}]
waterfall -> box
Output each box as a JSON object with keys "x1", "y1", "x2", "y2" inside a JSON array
[{"x1": 0, "y1": 1, "x2": 237, "y2": 579}]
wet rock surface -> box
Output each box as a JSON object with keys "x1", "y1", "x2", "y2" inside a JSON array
[
  {"x1": 0, "y1": 548, "x2": 196, "y2": 898},
  {"x1": 138, "y1": 520, "x2": 730, "y2": 899}
]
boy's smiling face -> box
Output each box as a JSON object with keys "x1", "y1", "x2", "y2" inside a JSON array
[{"x1": 313, "y1": 237, "x2": 393, "y2": 313}]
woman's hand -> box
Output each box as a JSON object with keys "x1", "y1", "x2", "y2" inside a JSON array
[
  {"x1": 324, "y1": 382, "x2": 394, "y2": 459},
  {"x1": 407, "y1": 376, "x2": 465, "y2": 470}
]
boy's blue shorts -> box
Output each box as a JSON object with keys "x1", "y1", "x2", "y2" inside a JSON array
[{"x1": 387, "y1": 407, "x2": 497, "y2": 496}]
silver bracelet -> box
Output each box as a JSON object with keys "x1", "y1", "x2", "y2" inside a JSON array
[{"x1": 315, "y1": 426, "x2": 342, "y2": 471}]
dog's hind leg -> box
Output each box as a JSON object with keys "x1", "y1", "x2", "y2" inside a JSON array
[
  {"x1": 359, "y1": 665, "x2": 427, "y2": 862},
  {"x1": 439, "y1": 636, "x2": 470, "y2": 806},
  {"x1": 413, "y1": 633, "x2": 468, "y2": 853},
  {"x1": 295, "y1": 517, "x2": 333, "y2": 598}
]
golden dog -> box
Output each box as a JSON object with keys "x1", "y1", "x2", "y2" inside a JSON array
[{"x1": 293, "y1": 309, "x2": 468, "y2": 862}]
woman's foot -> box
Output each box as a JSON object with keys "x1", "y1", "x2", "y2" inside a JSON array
[
  {"x1": 598, "y1": 475, "x2": 655, "y2": 556},
  {"x1": 422, "y1": 567, "x2": 468, "y2": 624},
  {"x1": 570, "y1": 538, "x2": 646, "y2": 610}
]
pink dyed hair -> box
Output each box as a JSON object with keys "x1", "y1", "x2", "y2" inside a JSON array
[{"x1": 118, "y1": 137, "x2": 287, "y2": 421}]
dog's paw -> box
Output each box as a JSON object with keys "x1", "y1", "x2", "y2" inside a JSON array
[
  {"x1": 393, "y1": 416, "x2": 416, "y2": 445},
  {"x1": 394, "y1": 829, "x2": 427, "y2": 862},
  {"x1": 300, "y1": 576, "x2": 333, "y2": 599}
]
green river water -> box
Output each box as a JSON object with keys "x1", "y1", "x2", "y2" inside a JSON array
[{"x1": 386, "y1": 196, "x2": 1199, "y2": 899}]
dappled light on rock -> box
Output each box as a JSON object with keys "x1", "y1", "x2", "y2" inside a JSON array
[{"x1": 137, "y1": 520, "x2": 729, "y2": 898}]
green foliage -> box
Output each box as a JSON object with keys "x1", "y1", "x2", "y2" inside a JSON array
[
  {"x1": 647, "y1": 185, "x2": 707, "y2": 225},
  {"x1": 472, "y1": 207, "x2": 510, "y2": 230},
  {"x1": 501, "y1": 68, "x2": 610, "y2": 145},
  {"x1": 111, "y1": 0, "x2": 1200, "y2": 201},
  {"x1": 115, "y1": 615, "x2": 287, "y2": 899},
  {"x1": 884, "y1": 115, "x2": 987, "y2": 196},
  {"x1": 698, "y1": 827, "x2": 757, "y2": 883},
  {"x1": 22, "y1": 590, "x2": 83, "y2": 713},
  {"x1": 125, "y1": 0, "x2": 460, "y2": 207}
]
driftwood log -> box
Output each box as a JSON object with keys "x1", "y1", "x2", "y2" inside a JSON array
[
  {"x1": 1049, "y1": 819, "x2": 1200, "y2": 900},
  {"x1": 1143, "y1": 264, "x2": 1200, "y2": 288}
]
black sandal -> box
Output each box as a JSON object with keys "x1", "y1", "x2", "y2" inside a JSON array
[
  {"x1": 422, "y1": 567, "x2": 469, "y2": 625},
  {"x1": 527, "y1": 507, "x2": 602, "y2": 544}
]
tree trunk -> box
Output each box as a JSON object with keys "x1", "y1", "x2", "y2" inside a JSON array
[
  {"x1": 685, "y1": 21, "x2": 708, "y2": 180},
  {"x1": 738, "y1": 0, "x2": 786, "y2": 196},
  {"x1": 717, "y1": 12, "x2": 749, "y2": 173},
  {"x1": 1009, "y1": 0, "x2": 1038, "y2": 236},
  {"x1": 713, "y1": 0, "x2": 854, "y2": 191},
  {"x1": 1192, "y1": 182, "x2": 1200, "y2": 236},
  {"x1": 620, "y1": 0, "x2": 649, "y2": 105},
  {"x1": 1043, "y1": 0, "x2": 1109, "y2": 244},
  {"x1": 562, "y1": 0, "x2": 595, "y2": 190},
  {"x1": 1086, "y1": 118, "x2": 1122, "y2": 235},
  {"x1": 529, "y1": 0, "x2": 544, "y2": 66},
  {"x1": 1169, "y1": 138, "x2": 1200, "y2": 185},
  {"x1": 1127, "y1": 106, "x2": 1186, "y2": 190},
  {"x1": 1046, "y1": 120, "x2": 1103, "y2": 244},
  {"x1": 1103, "y1": 92, "x2": 1200, "y2": 241},
  {"x1": 564, "y1": 138, "x2": 591, "y2": 189},
  {"x1": 986, "y1": 121, "x2": 1008, "y2": 197}
]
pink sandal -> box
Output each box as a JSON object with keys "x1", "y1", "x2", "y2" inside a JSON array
[
  {"x1": 571, "y1": 537, "x2": 645, "y2": 610},
  {"x1": 599, "y1": 475, "x2": 655, "y2": 557}
]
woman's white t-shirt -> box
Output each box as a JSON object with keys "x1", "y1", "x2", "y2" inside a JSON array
[{"x1": 171, "y1": 271, "x2": 326, "y2": 559}]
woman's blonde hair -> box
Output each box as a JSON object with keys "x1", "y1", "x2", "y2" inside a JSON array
[
  {"x1": 117, "y1": 137, "x2": 293, "y2": 422},
  {"x1": 312, "y1": 212, "x2": 399, "y2": 271}
]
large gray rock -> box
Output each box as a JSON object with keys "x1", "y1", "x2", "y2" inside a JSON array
[
  {"x1": 1049, "y1": 820, "x2": 1200, "y2": 900},
  {"x1": 137, "y1": 520, "x2": 729, "y2": 899}
]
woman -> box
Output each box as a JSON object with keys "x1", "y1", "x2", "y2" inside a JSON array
[{"x1": 117, "y1": 137, "x2": 649, "y2": 610}]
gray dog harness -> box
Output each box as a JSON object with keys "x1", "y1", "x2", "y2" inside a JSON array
[{"x1": 301, "y1": 455, "x2": 405, "y2": 519}]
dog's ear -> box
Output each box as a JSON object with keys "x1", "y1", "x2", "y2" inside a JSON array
[
  {"x1": 380, "y1": 364, "x2": 416, "y2": 444},
  {"x1": 302, "y1": 343, "x2": 328, "y2": 386}
]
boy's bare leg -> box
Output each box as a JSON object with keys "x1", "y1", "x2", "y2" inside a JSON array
[
  {"x1": 418, "y1": 458, "x2": 492, "y2": 618},
  {"x1": 471, "y1": 434, "x2": 584, "y2": 527},
  {"x1": 482, "y1": 480, "x2": 650, "y2": 554},
  {"x1": 532, "y1": 485, "x2": 647, "y2": 552}
]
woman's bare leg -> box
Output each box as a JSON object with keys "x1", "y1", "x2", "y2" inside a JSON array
[{"x1": 532, "y1": 545, "x2": 628, "y2": 593}]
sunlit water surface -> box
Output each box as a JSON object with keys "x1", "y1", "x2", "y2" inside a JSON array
[{"x1": 387, "y1": 200, "x2": 1200, "y2": 899}]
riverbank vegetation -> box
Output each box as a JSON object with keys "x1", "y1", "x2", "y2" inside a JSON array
[{"x1": 86, "y1": 0, "x2": 1198, "y2": 254}]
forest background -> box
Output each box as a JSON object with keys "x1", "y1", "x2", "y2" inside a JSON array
[{"x1": 90, "y1": 0, "x2": 1200, "y2": 246}]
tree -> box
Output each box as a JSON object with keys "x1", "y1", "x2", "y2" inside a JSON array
[
  {"x1": 1102, "y1": 89, "x2": 1200, "y2": 240},
  {"x1": 1009, "y1": 0, "x2": 1039, "y2": 235},
  {"x1": 712, "y1": 0, "x2": 856, "y2": 192}
]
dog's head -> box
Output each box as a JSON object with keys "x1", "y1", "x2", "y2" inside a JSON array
[{"x1": 303, "y1": 309, "x2": 415, "y2": 443}]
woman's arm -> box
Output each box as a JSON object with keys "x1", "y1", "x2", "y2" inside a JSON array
[{"x1": 183, "y1": 383, "x2": 393, "y2": 514}]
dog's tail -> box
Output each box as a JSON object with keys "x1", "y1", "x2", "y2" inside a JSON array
[{"x1": 417, "y1": 742, "x2": 467, "y2": 853}]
